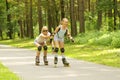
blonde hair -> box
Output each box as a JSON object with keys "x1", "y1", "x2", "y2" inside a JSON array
[
  {"x1": 60, "y1": 18, "x2": 68, "y2": 25},
  {"x1": 41, "y1": 26, "x2": 48, "y2": 32}
]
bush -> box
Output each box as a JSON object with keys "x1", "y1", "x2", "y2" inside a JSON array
[
  {"x1": 75, "y1": 31, "x2": 102, "y2": 44},
  {"x1": 111, "y1": 37, "x2": 120, "y2": 48},
  {"x1": 89, "y1": 33, "x2": 112, "y2": 46},
  {"x1": 74, "y1": 30, "x2": 120, "y2": 48}
]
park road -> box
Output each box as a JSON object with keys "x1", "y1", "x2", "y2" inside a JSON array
[{"x1": 0, "y1": 44, "x2": 120, "y2": 80}]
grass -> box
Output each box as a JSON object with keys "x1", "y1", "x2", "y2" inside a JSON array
[
  {"x1": 0, "y1": 38, "x2": 120, "y2": 68},
  {"x1": 65, "y1": 44, "x2": 120, "y2": 68},
  {"x1": 0, "y1": 38, "x2": 35, "y2": 50},
  {"x1": 0, "y1": 62, "x2": 20, "y2": 80}
]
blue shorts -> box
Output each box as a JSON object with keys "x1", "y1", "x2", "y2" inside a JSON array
[{"x1": 54, "y1": 35, "x2": 64, "y2": 42}]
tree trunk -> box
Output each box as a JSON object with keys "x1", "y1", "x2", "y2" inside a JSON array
[
  {"x1": 53, "y1": 0, "x2": 59, "y2": 29},
  {"x1": 38, "y1": 0, "x2": 43, "y2": 33},
  {"x1": 118, "y1": 11, "x2": 120, "y2": 29},
  {"x1": 25, "y1": 0, "x2": 29, "y2": 37},
  {"x1": 97, "y1": 10, "x2": 102, "y2": 30},
  {"x1": 29, "y1": 0, "x2": 34, "y2": 38},
  {"x1": 47, "y1": 0, "x2": 52, "y2": 33},
  {"x1": 70, "y1": 0, "x2": 77, "y2": 36},
  {"x1": 0, "y1": 29, "x2": 3, "y2": 40},
  {"x1": 96, "y1": 0, "x2": 102, "y2": 30},
  {"x1": 60, "y1": 0, "x2": 65, "y2": 19},
  {"x1": 78, "y1": 0, "x2": 85, "y2": 33},
  {"x1": 6, "y1": 0, "x2": 13, "y2": 39},
  {"x1": 113, "y1": 0, "x2": 117, "y2": 30},
  {"x1": 88, "y1": 0, "x2": 90, "y2": 11},
  {"x1": 108, "y1": 0, "x2": 113, "y2": 31},
  {"x1": 17, "y1": 0, "x2": 24, "y2": 38},
  {"x1": 18, "y1": 20, "x2": 24, "y2": 38}
]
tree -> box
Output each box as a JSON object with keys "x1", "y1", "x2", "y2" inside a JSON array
[
  {"x1": 47, "y1": 0, "x2": 52, "y2": 33},
  {"x1": 6, "y1": 0, "x2": 13, "y2": 39},
  {"x1": 0, "y1": 29, "x2": 3, "y2": 39},
  {"x1": 25, "y1": 0, "x2": 29, "y2": 37},
  {"x1": 29, "y1": 0, "x2": 34, "y2": 38},
  {"x1": 96, "y1": 0, "x2": 102, "y2": 30},
  {"x1": 37, "y1": 0, "x2": 43, "y2": 33},
  {"x1": 17, "y1": 0, "x2": 24, "y2": 38},
  {"x1": 113, "y1": 0, "x2": 117, "y2": 30},
  {"x1": 60, "y1": 0, "x2": 65, "y2": 19},
  {"x1": 0, "y1": 0, "x2": 6, "y2": 40},
  {"x1": 70, "y1": 0, "x2": 77, "y2": 36},
  {"x1": 52, "y1": 0, "x2": 59, "y2": 29},
  {"x1": 78, "y1": 0, "x2": 85, "y2": 33}
]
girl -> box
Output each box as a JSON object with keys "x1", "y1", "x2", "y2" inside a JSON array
[
  {"x1": 34, "y1": 26, "x2": 51, "y2": 65},
  {"x1": 52, "y1": 18, "x2": 74, "y2": 67}
]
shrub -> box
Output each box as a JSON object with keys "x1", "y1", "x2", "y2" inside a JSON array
[
  {"x1": 111, "y1": 37, "x2": 120, "y2": 48},
  {"x1": 89, "y1": 34, "x2": 112, "y2": 46}
]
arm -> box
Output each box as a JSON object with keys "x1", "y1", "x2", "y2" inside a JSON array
[
  {"x1": 49, "y1": 26, "x2": 60, "y2": 44},
  {"x1": 53, "y1": 26, "x2": 60, "y2": 35},
  {"x1": 67, "y1": 29, "x2": 74, "y2": 42},
  {"x1": 40, "y1": 33, "x2": 50, "y2": 39}
]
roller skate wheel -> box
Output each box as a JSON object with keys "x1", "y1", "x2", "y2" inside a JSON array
[
  {"x1": 64, "y1": 64, "x2": 70, "y2": 67},
  {"x1": 54, "y1": 64, "x2": 57, "y2": 68},
  {"x1": 35, "y1": 63, "x2": 39, "y2": 66}
]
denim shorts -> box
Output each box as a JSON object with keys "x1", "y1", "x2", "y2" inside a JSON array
[{"x1": 54, "y1": 35, "x2": 64, "y2": 42}]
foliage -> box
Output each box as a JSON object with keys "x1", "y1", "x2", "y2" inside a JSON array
[
  {"x1": 96, "y1": 0, "x2": 114, "y2": 11},
  {"x1": 111, "y1": 31, "x2": 120, "y2": 48},
  {"x1": 0, "y1": 0, "x2": 7, "y2": 30},
  {"x1": 0, "y1": 0, "x2": 120, "y2": 39},
  {"x1": 75, "y1": 30, "x2": 120, "y2": 48}
]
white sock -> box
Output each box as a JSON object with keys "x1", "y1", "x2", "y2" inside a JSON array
[{"x1": 61, "y1": 53, "x2": 65, "y2": 58}]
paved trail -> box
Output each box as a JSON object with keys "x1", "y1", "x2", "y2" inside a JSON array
[{"x1": 0, "y1": 44, "x2": 120, "y2": 80}]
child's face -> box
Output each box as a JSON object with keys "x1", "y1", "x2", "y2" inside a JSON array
[
  {"x1": 42, "y1": 28, "x2": 48, "y2": 35},
  {"x1": 62, "y1": 19, "x2": 68, "y2": 27}
]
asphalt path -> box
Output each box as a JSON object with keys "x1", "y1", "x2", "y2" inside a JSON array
[{"x1": 0, "y1": 44, "x2": 120, "y2": 80}]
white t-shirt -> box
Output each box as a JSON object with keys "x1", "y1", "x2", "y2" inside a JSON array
[{"x1": 35, "y1": 32, "x2": 51, "y2": 43}]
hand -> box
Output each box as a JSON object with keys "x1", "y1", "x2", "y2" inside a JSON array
[{"x1": 50, "y1": 38, "x2": 53, "y2": 44}]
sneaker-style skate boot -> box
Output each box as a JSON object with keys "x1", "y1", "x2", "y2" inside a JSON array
[
  {"x1": 35, "y1": 56, "x2": 40, "y2": 65},
  {"x1": 43, "y1": 56, "x2": 48, "y2": 65},
  {"x1": 54, "y1": 57, "x2": 58, "y2": 67},
  {"x1": 62, "y1": 58, "x2": 69, "y2": 67}
]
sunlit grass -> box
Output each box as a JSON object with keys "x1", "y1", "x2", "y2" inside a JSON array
[
  {"x1": 0, "y1": 62, "x2": 20, "y2": 80},
  {"x1": 0, "y1": 38, "x2": 36, "y2": 50},
  {"x1": 65, "y1": 44, "x2": 120, "y2": 68}
]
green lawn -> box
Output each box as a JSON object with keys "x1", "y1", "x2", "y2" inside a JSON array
[
  {"x1": 0, "y1": 62, "x2": 20, "y2": 80},
  {"x1": 0, "y1": 38, "x2": 120, "y2": 68},
  {"x1": 65, "y1": 44, "x2": 120, "y2": 68}
]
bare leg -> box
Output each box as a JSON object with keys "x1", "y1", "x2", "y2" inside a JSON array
[
  {"x1": 59, "y1": 41, "x2": 69, "y2": 66},
  {"x1": 43, "y1": 45, "x2": 48, "y2": 65},
  {"x1": 34, "y1": 42, "x2": 41, "y2": 65},
  {"x1": 53, "y1": 41, "x2": 60, "y2": 66},
  {"x1": 59, "y1": 41, "x2": 64, "y2": 58}
]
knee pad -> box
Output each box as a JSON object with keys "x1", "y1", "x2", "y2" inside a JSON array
[
  {"x1": 38, "y1": 46, "x2": 42, "y2": 51},
  {"x1": 43, "y1": 45, "x2": 48, "y2": 50},
  {"x1": 54, "y1": 47, "x2": 59, "y2": 53},
  {"x1": 60, "y1": 48, "x2": 65, "y2": 53},
  {"x1": 52, "y1": 47, "x2": 54, "y2": 51}
]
